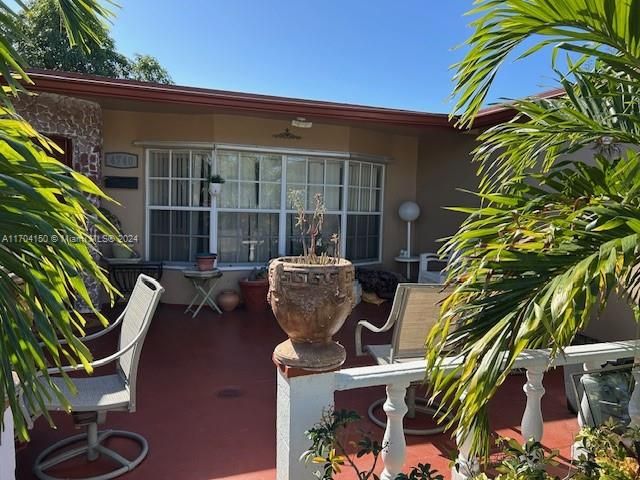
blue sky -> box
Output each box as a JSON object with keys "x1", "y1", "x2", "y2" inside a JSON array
[{"x1": 109, "y1": 0, "x2": 558, "y2": 113}]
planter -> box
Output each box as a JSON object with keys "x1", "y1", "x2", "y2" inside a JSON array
[
  {"x1": 239, "y1": 278, "x2": 269, "y2": 312},
  {"x1": 112, "y1": 243, "x2": 133, "y2": 259},
  {"x1": 209, "y1": 182, "x2": 223, "y2": 196},
  {"x1": 196, "y1": 253, "x2": 217, "y2": 271},
  {"x1": 268, "y1": 257, "x2": 355, "y2": 371},
  {"x1": 217, "y1": 290, "x2": 240, "y2": 312}
]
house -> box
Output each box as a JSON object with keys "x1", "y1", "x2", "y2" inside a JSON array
[{"x1": 14, "y1": 70, "x2": 634, "y2": 338}]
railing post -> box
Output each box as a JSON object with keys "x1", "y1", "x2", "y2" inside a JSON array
[
  {"x1": 572, "y1": 361, "x2": 601, "y2": 459},
  {"x1": 628, "y1": 365, "x2": 640, "y2": 427},
  {"x1": 452, "y1": 428, "x2": 478, "y2": 480},
  {"x1": 380, "y1": 381, "x2": 410, "y2": 480},
  {"x1": 522, "y1": 366, "x2": 545, "y2": 443},
  {"x1": 1, "y1": 406, "x2": 15, "y2": 480},
  {"x1": 276, "y1": 368, "x2": 335, "y2": 480}
]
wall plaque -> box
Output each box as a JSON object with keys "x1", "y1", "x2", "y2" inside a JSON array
[
  {"x1": 104, "y1": 176, "x2": 138, "y2": 189},
  {"x1": 105, "y1": 152, "x2": 138, "y2": 169}
]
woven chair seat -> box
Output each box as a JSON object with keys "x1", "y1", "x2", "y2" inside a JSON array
[{"x1": 38, "y1": 374, "x2": 130, "y2": 412}]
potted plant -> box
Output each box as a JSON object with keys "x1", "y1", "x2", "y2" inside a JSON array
[
  {"x1": 196, "y1": 252, "x2": 217, "y2": 271},
  {"x1": 239, "y1": 266, "x2": 269, "y2": 313},
  {"x1": 269, "y1": 191, "x2": 354, "y2": 371},
  {"x1": 209, "y1": 174, "x2": 225, "y2": 196}
]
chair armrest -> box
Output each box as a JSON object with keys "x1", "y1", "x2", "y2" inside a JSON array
[{"x1": 355, "y1": 319, "x2": 394, "y2": 357}]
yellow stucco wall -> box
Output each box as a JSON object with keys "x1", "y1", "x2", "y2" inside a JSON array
[{"x1": 102, "y1": 109, "x2": 419, "y2": 304}]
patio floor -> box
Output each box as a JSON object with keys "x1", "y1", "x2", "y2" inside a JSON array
[{"x1": 16, "y1": 301, "x2": 579, "y2": 480}]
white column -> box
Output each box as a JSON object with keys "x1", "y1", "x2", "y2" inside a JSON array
[
  {"x1": 628, "y1": 366, "x2": 640, "y2": 427},
  {"x1": 451, "y1": 429, "x2": 479, "y2": 480},
  {"x1": 380, "y1": 381, "x2": 410, "y2": 480},
  {"x1": 276, "y1": 369, "x2": 335, "y2": 480},
  {"x1": 521, "y1": 366, "x2": 545, "y2": 443},
  {"x1": 0, "y1": 407, "x2": 15, "y2": 480}
]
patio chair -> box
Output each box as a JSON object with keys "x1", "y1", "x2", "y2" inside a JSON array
[
  {"x1": 32, "y1": 274, "x2": 164, "y2": 480},
  {"x1": 417, "y1": 253, "x2": 449, "y2": 284},
  {"x1": 355, "y1": 283, "x2": 451, "y2": 435}
]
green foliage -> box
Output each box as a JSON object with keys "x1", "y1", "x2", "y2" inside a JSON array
[
  {"x1": 13, "y1": 0, "x2": 172, "y2": 83},
  {"x1": 426, "y1": 0, "x2": 640, "y2": 460},
  {"x1": 0, "y1": 0, "x2": 122, "y2": 440},
  {"x1": 209, "y1": 174, "x2": 226, "y2": 184}
]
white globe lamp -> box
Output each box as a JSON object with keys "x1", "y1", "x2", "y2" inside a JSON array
[{"x1": 398, "y1": 201, "x2": 420, "y2": 257}]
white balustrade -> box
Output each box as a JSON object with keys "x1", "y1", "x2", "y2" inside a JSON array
[
  {"x1": 276, "y1": 340, "x2": 640, "y2": 480},
  {"x1": 629, "y1": 366, "x2": 640, "y2": 427},
  {"x1": 521, "y1": 366, "x2": 545, "y2": 443},
  {"x1": 1, "y1": 406, "x2": 15, "y2": 480},
  {"x1": 380, "y1": 382, "x2": 410, "y2": 480}
]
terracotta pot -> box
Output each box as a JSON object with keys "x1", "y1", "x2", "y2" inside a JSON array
[
  {"x1": 268, "y1": 257, "x2": 355, "y2": 371},
  {"x1": 239, "y1": 278, "x2": 269, "y2": 312},
  {"x1": 196, "y1": 253, "x2": 217, "y2": 271},
  {"x1": 217, "y1": 290, "x2": 240, "y2": 312}
]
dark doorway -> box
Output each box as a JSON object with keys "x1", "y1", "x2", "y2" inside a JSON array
[{"x1": 48, "y1": 135, "x2": 73, "y2": 168}]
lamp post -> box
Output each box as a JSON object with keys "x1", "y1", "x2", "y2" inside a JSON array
[{"x1": 396, "y1": 201, "x2": 421, "y2": 280}]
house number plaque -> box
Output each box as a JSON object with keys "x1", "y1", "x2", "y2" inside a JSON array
[{"x1": 105, "y1": 152, "x2": 138, "y2": 169}]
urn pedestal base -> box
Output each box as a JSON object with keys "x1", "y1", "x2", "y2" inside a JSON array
[{"x1": 273, "y1": 339, "x2": 346, "y2": 372}]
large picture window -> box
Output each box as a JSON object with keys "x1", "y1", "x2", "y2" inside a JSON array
[{"x1": 145, "y1": 147, "x2": 385, "y2": 267}]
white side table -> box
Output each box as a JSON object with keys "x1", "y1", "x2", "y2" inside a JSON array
[
  {"x1": 394, "y1": 255, "x2": 420, "y2": 281},
  {"x1": 183, "y1": 269, "x2": 223, "y2": 317}
]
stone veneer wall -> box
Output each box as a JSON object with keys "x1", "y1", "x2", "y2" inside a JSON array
[{"x1": 14, "y1": 92, "x2": 104, "y2": 310}]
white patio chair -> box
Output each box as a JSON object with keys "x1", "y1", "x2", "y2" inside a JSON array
[
  {"x1": 417, "y1": 253, "x2": 449, "y2": 284},
  {"x1": 32, "y1": 274, "x2": 165, "y2": 480},
  {"x1": 355, "y1": 283, "x2": 451, "y2": 435}
]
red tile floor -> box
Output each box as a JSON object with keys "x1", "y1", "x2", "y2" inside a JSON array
[{"x1": 16, "y1": 302, "x2": 579, "y2": 480}]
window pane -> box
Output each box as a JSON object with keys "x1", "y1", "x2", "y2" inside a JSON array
[
  {"x1": 239, "y1": 182, "x2": 259, "y2": 208},
  {"x1": 287, "y1": 184, "x2": 307, "y2": 209},
  {"x1": 287, "y1": 157, "x2": 306, "y2": 183},
  {"x1": 346, "y1": 214, "x2": 381, "y2": 262},
  {"x1": 348, "y1": 187, "x2": 358, "y2": 210},
  {"x1": 171, "y1": 237, "x2": 189, "y2": 262},
  {"x1": 359, "y1": 188, "x2": 370, "y2": 211},
  {"x1": 172, "y1": 151, "x2": 190, "y2": 178},
  {"x1": 260, "y1": 183, "x2": 281, "y2": 209},
  {"x1": 149, "y1": 151, "x2": 169, "y2": 177},
  {"x1": 149, "y1": 236, "x2": 169, "y2": 261},
  {"x1": 308, "y1": 159, "x2": 324, "y2": 184},
  {"x1": 191, "y1": 237, "x2": 209, "y2": 257},
  {"x1": 349, "y1": 163, "x2": 360, "y2": 186},
  {"x1": 217, "y1": 213, "x2": 279, "y2": 264},
  {"x1": 286, "y1": 214, "x2": 341, "y2": 257},
  {"x1": 240, "y1": 153, "x2": 259, "y2": 181},
  {"x1": 149, "y1": 210, "x2": 169, "y2": 234},
  {"x1": 373, "y1": 165, "x2": 383, "y2": 188},
  {"x1": 219, "y1": 151, "x2": 238, "y2": 180},
  {"x1": 149, "y1": 179, "x2": 169, "y2": 206},
  {"x1": 220, "y1": 182, "x2": 238, "y2": 208},
  {"x1": 191, "y1": 211, "x2": 210, "y2": 236},
  {"x1": 307, "y1": 186, "x2": 323, "y2": 209},
  {"x1": 172, "y1": 211, "x2": 190, "y2": 235},
  {"x1": 325, "y1": 186, "x2": 341, "y2": 210},
  {"x1": 372, "y1": 189, "x2": 382, "y2": 212},
  {"x1": 361, "y1": 164, "x2": 372, "y2": 187},
  {"x1": 261, "y1": 155, "x2": 282, "y2": 181},
  {"x1": 171, "y1": 180, "x2": 190, "y2": 206},
  {"x1": 192, "y1": 151, "x2": 211, "y2": 179},
  {"x1": 326, "y1": 161, "x2": 342, "y2": 185},
  {"x1": 191, "y1": 179, "x2": 210, "y2": 207}
]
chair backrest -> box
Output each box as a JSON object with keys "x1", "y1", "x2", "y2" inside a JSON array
[
  {"x1": 390, "y1": 283, "x2": 450, "y2": 362},
  {"x1": 117, "y1": 274, "x2": 164, "y2": 410}
]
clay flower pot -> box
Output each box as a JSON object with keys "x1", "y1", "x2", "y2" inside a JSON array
[
  {"x1": 239, "y1": 278, "x2": 270, "y2": 312},
  {"x1": 196, "y1": 253, "x2": 217, "y2": 271},
  {"x1": 269, "y1": 257, "x2": 355, "y2": 371},
  {"x1": 217, "y1": 290, "x2": 240, "y2": 312}
]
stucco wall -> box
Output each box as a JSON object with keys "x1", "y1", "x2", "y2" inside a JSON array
[
  {"x1": 415, "y1": 129, "x2": 479, "y2": 254},
  {"x1": 102, "y1": 109, "x2": 419, "y2": 304}
]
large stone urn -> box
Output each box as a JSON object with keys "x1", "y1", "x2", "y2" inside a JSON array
[{"x1": 269, "y1": 257, "x2": 355, "y2": 371}]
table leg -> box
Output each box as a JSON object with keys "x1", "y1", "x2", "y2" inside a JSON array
[
  {"x1": 184, "y1": 279, "x2": 200, "y2": 314},
  {"x1": 200, "y1": 277, "x2": 222, "y2": 314}
]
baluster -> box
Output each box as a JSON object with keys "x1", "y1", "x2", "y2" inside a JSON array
[
  {"x1": 521, "y1": 366, "x2": 545, "y2": 443},
  {"x1": 380, "y1": 381, "x2": 410, "y2": 480},
  {"x1": 628, "y1": 365, "x2": 640, "y2": 427},
  {"x1": 451, "y1": 429, "x2": 478, "y2": 480},
  {"x1": 572, "y1": 361, "x2": 601, "y2": 459}
]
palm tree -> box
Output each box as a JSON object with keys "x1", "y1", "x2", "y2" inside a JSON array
[
  {"x1": 425, "y1": 0, "x2": 640, "y2": 459},
  {"x1": 0, "y1": 1, "x2": 121, "y2": 439}
]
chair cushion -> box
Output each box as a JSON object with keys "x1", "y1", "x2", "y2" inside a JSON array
[
  {"x1": 38, "y1": 374, "x2": 130, "y2": 412},
  {"x1": 365, "y1": 344, "x2": 423, "y2": 365}
]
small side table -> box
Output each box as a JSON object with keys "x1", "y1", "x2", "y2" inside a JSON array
[
  {"x1": 183, "y1": 269, "x2": 223, "y2": 317},
  {"x1": 394, "y1": 255, "x2": 420, "y2": 281}
]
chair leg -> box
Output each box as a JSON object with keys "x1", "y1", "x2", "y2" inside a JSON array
[{"x1": 33, "y1": 423, "x2": 149, "y2": 480}]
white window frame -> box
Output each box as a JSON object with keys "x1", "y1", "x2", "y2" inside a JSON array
[{"x1": 144, "y1": 144, "x2": 386, "y2": 269}]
